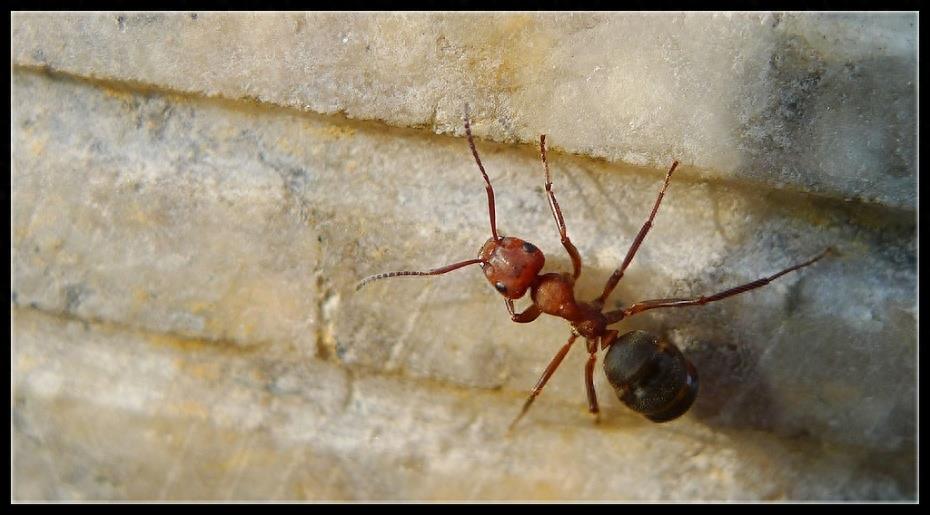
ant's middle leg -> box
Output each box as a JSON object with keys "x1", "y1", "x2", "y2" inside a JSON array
[
  {"x1": 595, "y1": 160, "x2": 679, "y2": 307},
  {"x1": 604, "y1": 248, "x2": 832, "y2": 323},
  {"x1": 539, "y1": 135, "x2": 582, "y2": 280}
]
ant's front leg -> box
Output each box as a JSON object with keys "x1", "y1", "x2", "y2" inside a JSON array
[
  {"x1": 506, "y1": 299, "x2": 541, "y2": 323},
  {"x1": 539, "y1": 135, "x2": 582, "y2": 280}
]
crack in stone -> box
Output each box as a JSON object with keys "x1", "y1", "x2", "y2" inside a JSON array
[
  {"x1": 710, "y1": 187, "x2": 740, "y2": 247},
  {"x1": 12, "y1": 305, "x2": 271, "y2": 355},
  {"x1": 313, "y1": 270, "x2": 332, "y2": 361},
  {"x1": 340, "y1": 366, "x2": 357, "y2": 415},
  {"x1": 11, "y1": 65, "x2": 916, "y2": 219}
]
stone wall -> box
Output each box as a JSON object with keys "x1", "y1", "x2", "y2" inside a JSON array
[{"x1": 12, "y1": 12, "x2": 916, "y2": 500}]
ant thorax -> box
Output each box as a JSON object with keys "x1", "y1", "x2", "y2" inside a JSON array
[{"x1": 529, "y1": 273, "x2": 581, "y2": 320}]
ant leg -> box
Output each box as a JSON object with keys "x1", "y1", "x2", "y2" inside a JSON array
[
  {"x1": 604, "y1": 248, "x2": 832, "y2": 323},
  {"x1": 595, "y1": 161, "x2": 679, "y2": 307},
  {"x1": 506, "y1": 299, "x2": 542, "y2": 323},
  {"x1": 599, "y1": 329, "x2": 619, "y2": 351},
  {"x1": 509, "y1": 332, "x2": 579, "y2": 432},
  {"x1": 540, "y1": 135, "x2": 583, "y2": 280},
  {"x1": 356, "y1": 258, "x2": 485, "y2": 291},
  {"x1": 464, "y1": 105, "x2": 500, "y2": 241},
  {"x1": 584, "y1": 347, "x2": 600, "y2": 423}
]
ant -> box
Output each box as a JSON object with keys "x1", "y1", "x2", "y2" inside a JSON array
[{"x1": 357, "y1": 108, "x2": 831, "y2": 431}]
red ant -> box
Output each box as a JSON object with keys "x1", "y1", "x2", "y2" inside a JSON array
[{"x1": 357, "y1": 109, "x2": 831, "y2": 430}]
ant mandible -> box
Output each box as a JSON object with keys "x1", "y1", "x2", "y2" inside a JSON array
[{"x1": 357, "y1": 108, "x2": 831, "y2": 431}]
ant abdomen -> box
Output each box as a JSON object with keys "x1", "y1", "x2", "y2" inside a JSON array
[{"x1": 603, "y1": 330, "x2": 699, "y2": 423}]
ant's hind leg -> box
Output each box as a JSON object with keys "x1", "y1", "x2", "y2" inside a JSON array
[
  {"x1": 605, "y1": 248, "x2": 832, "y2": 322},
  {"x1": 539, "y1": 135, "x2": 583, "y2": 280},
  {"x1": 509, "y1": 332, "x2": 579, "y2": 432},
  {"x1": 596, "y1": 161, "x2": 679, "y2": 307},
  {"x1": 584, "y1": 348, "x2": 600, "y2": 423}
]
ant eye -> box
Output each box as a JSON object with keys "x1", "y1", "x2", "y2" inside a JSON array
[
  {"x1": 522, "y1": 242, "x2": 538, "y2": 253},
  {"x1": 495, "y1": 282, "x2": 508, "y2": 294}
]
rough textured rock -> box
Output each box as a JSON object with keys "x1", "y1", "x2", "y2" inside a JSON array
[
  {"x1": 12, "y1": 12, "x2": 917, "y2": 208},
  {"x1": 12, "y1": 12, "x2": 916, "y2": 501},
  {"x1": 12, "y1": 309, "x2": 913, "y2": 500}
]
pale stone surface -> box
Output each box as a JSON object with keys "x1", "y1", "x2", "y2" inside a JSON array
[
  {"x1": 12, "y1": 12, "x2": 917, "y2": 208},
  {"x1": 13, "y1": 309, "x2": 913, "y2": 500},
  {"x1": 12, "y1": 81, "x2": 322, "y2": 351},
  {"x1": 11, "y1": 11, "x2": 916, "y2": 501}
]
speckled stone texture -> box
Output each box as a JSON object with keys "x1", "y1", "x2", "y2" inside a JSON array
[
  {"x1": 12, "y1": 12, "x2": 916, "y2": 209},
  {"x1": 12, "y1": 12, "x2": 916, "y2": 500}
]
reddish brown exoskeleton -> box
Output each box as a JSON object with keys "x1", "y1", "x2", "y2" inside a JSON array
[{"x1": 357, "y1": 108, "x2": 831, "y2": 430}]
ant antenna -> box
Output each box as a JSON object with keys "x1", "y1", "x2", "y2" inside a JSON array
[
  {"x1": 356, "y1": 258, "x2": 486, "y2": 291},
  {"x1": 354, "y1": 106, "x2": 508, "y2": 293},
  {"x1": 464, "y1": 104, "x2": 500, "y2": 242}
]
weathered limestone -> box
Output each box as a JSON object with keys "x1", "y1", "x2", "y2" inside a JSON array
[
  {"x1": 11, "y1": 12, "x2": 916, "y2": 501},
  {"x1": 12, "y1": 12, "x2": 917, "y2": 208},
  {"x1": 13, "y1": 309, "x2": 913, "y2": 500}
]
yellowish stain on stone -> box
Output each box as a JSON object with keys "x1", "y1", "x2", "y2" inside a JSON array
[
  {"x1": 16, "y1": 352, "x2": 42, "y2": 374},
  {"x1": 29, "y1": 135, "x2": 47, "y2": 157},
  {"x1": 22, "y1": 195, "x2": 63, "y2": 236},
  {"x1": 169, "y1": 400, "x2": 211, "y2": 419},
  {"x1": 219, "y1": 446, "x2": 279, "y2": 472},
  {"x1": 216, "y1": 124, "x2": 242, "y2": 140},
  {"x1": 12, "y1": 227, "x2": 33, "y2": 248},
  {"x1": 272, "y1": 136, "x2": 297, "y2": 156},
  {"x1": 146, "y1": 332, "x2": 212, "y2": 353},
  {"x1": 187, "y1": 299, "x2": 213, "y2": 316},
  {"x1": 128, "y1": 204, "x2": 153, "y2": 226},
  {"x1": 784, "y1": 198, "x2": 839, "y2": 229},
  {"x1": 249, "y1": 367, "x2": 269, "y2": 385},
  {"x1": 320, "y1": 125, "x2": 357, "y2": 140},
  {"x1": 427, "y1": 476, "x2": 565, "y2": 500},
  {"x1": 834, "y1": 238, "x2": 872, "y2": 260},
  {"x1": 132, "y1": 288, "x2": 150, "y2": 305},
  {"x1": 101, "y1": 87, "x2": 137, "y2": 104},
  {"x1": 300, "y1": 124, "x2": 358, "y2": 144},
  {"x1": 175, "y1": 358, "x2": 223, "y2": 382},
  {"x1": 493, "y1": 15, "x2": 548, "y2": 93},
  {"x1": 200, "y1": 276, "x2": 307, "y2": 343},
  {"x1": 452, "y1": 14, "x2": 556, "y2": 105}
]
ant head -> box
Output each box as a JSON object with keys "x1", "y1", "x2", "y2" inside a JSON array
[{"x1": 477, "y1": 236, "x2": 545, "y2": 300}]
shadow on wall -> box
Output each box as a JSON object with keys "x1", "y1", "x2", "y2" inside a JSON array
[{"x1": 737, "y1": 31, "x2": 916, "y2": 205}]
